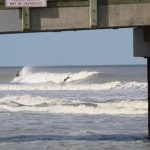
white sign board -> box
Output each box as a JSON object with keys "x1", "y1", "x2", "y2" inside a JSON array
[{"x1": 5, "y1": 0, "x2": 47, "y2": 7}]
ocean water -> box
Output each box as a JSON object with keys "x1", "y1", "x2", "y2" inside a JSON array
[{"x1": 0, "y1": 65, "x2": 149, "y2": 150}]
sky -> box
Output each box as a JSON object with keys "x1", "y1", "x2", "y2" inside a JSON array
[{"x1": 0, "y1": 28, "x2": 146, "y2": 66}]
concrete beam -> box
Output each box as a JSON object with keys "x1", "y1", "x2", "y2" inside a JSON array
[
  {"x1": 1, "y1": 0, "x2": 150, "y2": 6},
  {"x1": 134, "y1": 27, "x2": 150, "y2": 57},
  {"x1": 98, "y1": 3, "x2": 150, "y2": 28},
  {"x1": 0, "y1": 9, "x2": 21, "y2": 33},
  {"x1": 29, "y1": 3, "x2": 150, "y2": 31},
  {"x1": 30, "y1": 7, "x2": 89, "y2": 31},
  {"x1": 0, "y1": 1, "x2": 150, "y2": 33},
  {"x1": 98, "y1": 0, "x2": 150, "y2": 5}
]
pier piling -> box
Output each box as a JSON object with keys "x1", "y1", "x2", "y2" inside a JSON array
[{"x1": 148, "y1": 58, "x2": 150, "y2": 137}]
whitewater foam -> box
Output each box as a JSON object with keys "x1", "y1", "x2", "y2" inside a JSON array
[
  {"x1": 0, "y1": 81, "x2": 147, "y2": 91},
  {"x1": 12, "y1": 66, "x2": 98, "y2": 84},
  {"x1": 0, "y1": 66, "x2": 147, "y2": 114},
  {"x1": 0, "y1": 95, "x2": 147, "y2": 115}
]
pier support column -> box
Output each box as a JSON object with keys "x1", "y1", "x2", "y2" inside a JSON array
[
  {"x1": 148, "y1": 58, "x2": 150, "y2": 137},
  {"x1": 134, "y1": 26, "x2": 150, "y2": 138}
]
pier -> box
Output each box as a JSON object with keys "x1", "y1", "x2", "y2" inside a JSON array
[{"x1": 0, "y1": 0, "x2": 150, "y2": 137}]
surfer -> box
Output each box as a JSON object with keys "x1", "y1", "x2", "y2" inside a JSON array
[
  {"x1": 60, "y1": 76, "x2": 71, "y2": 85},
  {"x1": 15, "y1": 71, "x2": 20, "y2": 77},
  {"x1": 64, "y1": 76, "x2": 70, "y2": 82}
]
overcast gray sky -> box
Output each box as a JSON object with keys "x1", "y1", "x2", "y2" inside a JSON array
[{"x1": 0, "y1": 28, "x2": 146, "y2": 66}]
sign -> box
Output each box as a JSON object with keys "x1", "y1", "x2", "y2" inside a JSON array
[{"x1": 5, "y1": 0, "x2": 47, "y2": 7}]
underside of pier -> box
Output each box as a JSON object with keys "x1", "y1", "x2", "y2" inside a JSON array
[{"x1": 0, "y1": 0, "x2": 150, "y2": 33}]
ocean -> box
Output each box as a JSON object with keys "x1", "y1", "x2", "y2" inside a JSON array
[{"x1": 0, "y1": 65, "x2": 149, "y2": 150}]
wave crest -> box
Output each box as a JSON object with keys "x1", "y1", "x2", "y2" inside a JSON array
[
  {"x1": 12, "y1": 66, "x2": 98, "y2": 84},
  {"x1": 0, "y1": 95, "x2": 147, "y2": 115}
]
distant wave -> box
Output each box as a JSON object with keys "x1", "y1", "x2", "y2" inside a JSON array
[{"x1": 0, "y1": 95, "x2": 147, "y2": 115}]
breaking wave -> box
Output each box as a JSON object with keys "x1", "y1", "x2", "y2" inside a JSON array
[
  {"x1": 0, "y1": 81, "x2": 147, "y2": 91},
  {"x1": 8, "y1": 66, "x2": 147, "y2": 91},
  {"x1": 0, "y1": 95, "x2": 147, "y2": 115},
  {"x1": 11, "y1": 66, "x2": 98, "y2": 84},
  {"x1": 0, "y1": 66, "x2": 147, "y2": 115}
]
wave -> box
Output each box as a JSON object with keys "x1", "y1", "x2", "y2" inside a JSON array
[
  {"x1": 0, "y1": 95, "x2": 147, "y2": 115},
  {"x1": 0, "y1": 81, "x2": 147, "y2": 91},
  {"x1": 11, "y1": 66, "x2": 99, "y2": 84},
  {"x1": 9, "y1": 66, "x2": 147, "y2": 91}
]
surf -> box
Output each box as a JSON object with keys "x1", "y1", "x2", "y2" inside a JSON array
[
  {"x1": 0, "y1": 95, "x2": 147, "y2": 115},
  {"x1": 8, "y1": 66, "x2": 147, "y2": 91},
  {"x1": 11, "y1": 66, "x2": 98, "y2": 84}
]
